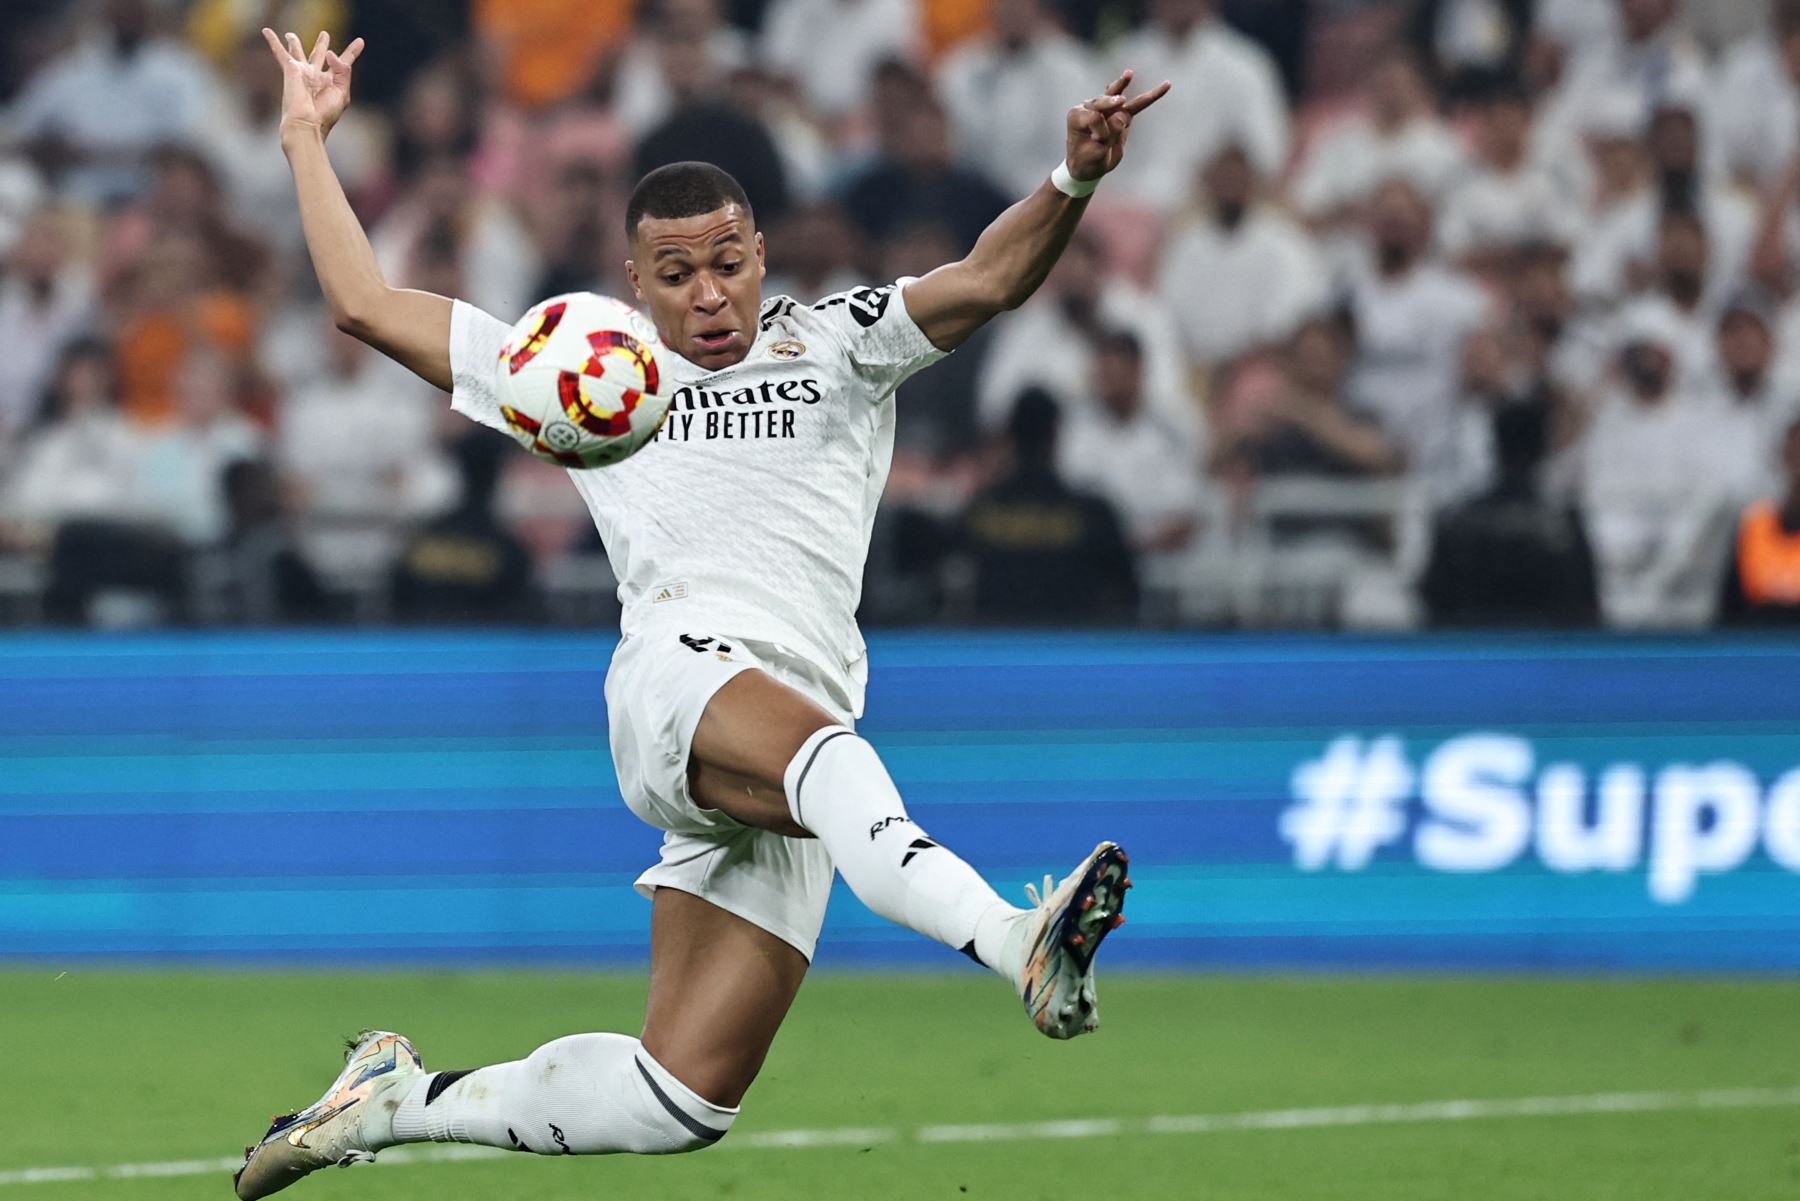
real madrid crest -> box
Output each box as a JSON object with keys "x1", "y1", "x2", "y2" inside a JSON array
[{"x1": 768, "y1": 339, "x2": 805, "y2": 361}]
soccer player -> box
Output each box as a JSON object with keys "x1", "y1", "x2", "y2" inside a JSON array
[{"x1": 234, "y1": 29, "x2": 1168, "y2": 1199}]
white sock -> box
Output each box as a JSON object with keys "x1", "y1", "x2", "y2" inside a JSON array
[
  {"x1": 784, "y1": 726, "x2": 1024, "y2": 966},
  {"x1": 384, "y1": 1035, "x2": 737, "y2": 1155}
]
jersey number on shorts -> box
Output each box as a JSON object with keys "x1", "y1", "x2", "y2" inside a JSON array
[{"x1": 679, "y1": 634, "x2": 735, "y2": 655}]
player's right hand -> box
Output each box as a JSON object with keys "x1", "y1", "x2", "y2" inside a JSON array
[{"x1": 262, "y1": 28, "x2": 363, "y2": 144}]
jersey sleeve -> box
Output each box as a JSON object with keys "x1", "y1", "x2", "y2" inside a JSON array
[
  {"x1": 808, "y1": 278, "x2": 949, "y2": 399},
  {"x1": 447, "y1": 299, "x2": 514, "y2": 435}
]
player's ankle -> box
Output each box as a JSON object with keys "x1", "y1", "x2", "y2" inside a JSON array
[{"x1": 972, "y1": 901, "x2": 1028, "y2": 983}]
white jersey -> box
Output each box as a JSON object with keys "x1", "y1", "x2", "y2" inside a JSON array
[{"x1": 448, "y1": 280, "x2": 947, "y2": 692}]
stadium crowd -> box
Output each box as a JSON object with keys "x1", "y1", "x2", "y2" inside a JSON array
[{"x1": 5, "y1": 0, "x2": 1800, "y2": 629}]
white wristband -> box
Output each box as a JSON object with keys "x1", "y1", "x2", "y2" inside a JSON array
[{"x1": 1050, "y1": 160, "x2": 1099, "y2": 198}]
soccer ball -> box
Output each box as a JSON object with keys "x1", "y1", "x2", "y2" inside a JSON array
[{"x1": 493, "y1": 292, "x2": 671, "y2": 469}]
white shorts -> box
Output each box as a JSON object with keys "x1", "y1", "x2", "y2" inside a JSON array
[{"x1": 605, "y1": 624, "x2": 859, "y2": 962}]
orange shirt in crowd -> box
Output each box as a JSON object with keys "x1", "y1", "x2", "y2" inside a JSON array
[
  {"x1": 1736, "y1": 501, "x2": 1800, "y2": 606},
  {"x1": 473, "y1": 0, "x2": 637, "y2": 109},
  {"x1": 923, "y1": 0, "x2": 991, "y2": 56},
  {"x1": 116, "y1": 294, "x2": 256, "y2": 428}
]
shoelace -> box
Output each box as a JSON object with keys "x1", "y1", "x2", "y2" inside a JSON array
[{"x1": 1022, "y1": 873, "x2": 1057, "y2": 909}]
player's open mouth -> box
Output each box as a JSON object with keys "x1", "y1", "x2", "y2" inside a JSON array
[{"x1": 694, "y1": 329, "x2": 737, "y2": 352}]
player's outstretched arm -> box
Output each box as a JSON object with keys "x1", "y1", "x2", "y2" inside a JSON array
[
  {"x1": 901, "y1": 70, "x2": 1169, "y2": 352},
  {"x1": 264, "y1": 28, "x2": 454, "y2": 392}
]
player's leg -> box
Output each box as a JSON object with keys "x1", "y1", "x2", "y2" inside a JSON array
[
  {"x1": 688, "y1": 668, "x2": 1131, "y2": 1040},
  {"x1": 234, "y1": 890, "x2": 798, "y2": 1199},
  {"x1": 690, "y1": 669, "x2": 1023, "y2": 966},
  {"x1": 386, "y1": 886, "x2": 800, "y2": 1143}
]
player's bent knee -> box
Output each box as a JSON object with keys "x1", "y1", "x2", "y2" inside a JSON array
[{"x1": 630, "y1": 1048, "x2": 740, "y2": 1154}]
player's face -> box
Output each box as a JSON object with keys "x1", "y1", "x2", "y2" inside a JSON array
[{"x1": 626, "y1": 204, "x2": 766, "y2": 372}]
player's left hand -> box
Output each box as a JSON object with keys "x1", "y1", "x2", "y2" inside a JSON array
[{"x1": 1065, "y1": 70, "x2": 1171, "y2": 182}]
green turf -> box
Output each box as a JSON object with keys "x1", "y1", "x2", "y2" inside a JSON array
[{"x1": 2, "y1": 970, "x2": 1798, "y2": 1200}]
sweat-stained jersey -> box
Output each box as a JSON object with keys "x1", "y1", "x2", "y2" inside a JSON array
[{"x1": 447, "y1": 280, "x2": 947, "y2": 698}]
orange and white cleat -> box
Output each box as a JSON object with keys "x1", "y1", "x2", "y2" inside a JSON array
[
  {"x1": 233, "y1": 1030, "x2": 423, "y2": 1199},
  {"x1": 1008, "y1": 841, "x2": 1131, "y2": 1039}
]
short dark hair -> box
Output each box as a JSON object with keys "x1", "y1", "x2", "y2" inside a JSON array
[{"x1": 625, "y1": 162, "x2": 753, "y2": 240}]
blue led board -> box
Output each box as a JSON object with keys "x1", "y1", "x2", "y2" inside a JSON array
[{"x1": 2, "y1": 632, "x2": 1797, "y2": 970}]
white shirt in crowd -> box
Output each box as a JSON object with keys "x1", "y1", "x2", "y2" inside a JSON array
[
  {"x1": 760, "y1": 0, "x2": 920, "y2": 118},
  {"x1": 449, "y1": 281, "x2": 946, "y2": 688},
  {"x1": 0, "y1": 268, "x2": 94, "y2": 446},
  {"x1": 937, "y1": 29, "x2": 1096, "y2": 198},
  {"x1": 1346, "y1": 257, "x2": 1491, "y2": 497},
  {"x1": 278, "y1": 355, "x2": 456, "y2": 581},
  {"x1": 1579, "y1": 385, "x2": 1726, "y2": 626},
  {"x1": 1107, "y1": 17, "x2": 1290, "y2": 213},
  {"x1": 134, "y1": 416, "x2": 264, "y2": 546},
  {"x1": 613, "y1": 26, "x2": 751, "y2": 138},
  {"x1": 975, "y1": 282, "x2": 1196, "y2": 440},
  {"x1": 1156, "y1": 208, "x2": 1329, "y2": 365},
  {"x1": 8, "y1": 36, "x2": 218, "y2": 204},
  {"x1": 1437, "y1": 161, "x2": 1578, "y2": 259},
  {"x1": 1710, "y1": 31, "x2": 1799, "y2": 185},
  {"x1": 4, "y1": 409, "x2": 143, "y2": 529},
  {"x1": 1057, "y1": 406, "x2": 1206, "y2": 553},
  {"x1": 372, "y1": 195, "x2": 542, "y2": 325},
  {"x1": 1291, "y1": 115, "x2": 1466, "y2": 219}
]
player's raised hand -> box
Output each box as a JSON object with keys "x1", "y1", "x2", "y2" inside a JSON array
[
  {"x1": 262, "y1": 28, "x2": 364, "y2": 143},
  {"x1": 1065, "y1": 70, "x2": 1171, "y2": 182}
]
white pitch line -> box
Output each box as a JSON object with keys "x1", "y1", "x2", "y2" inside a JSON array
[{"x1": 2, "y1": 1086, "x2": 1796, "y2": 1188}]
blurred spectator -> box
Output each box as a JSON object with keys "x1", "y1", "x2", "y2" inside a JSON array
[
  {"x1": 392, "y1": 433, "x2": 537, "y2": 623},
  {"x1": 879, "y1": 217, "x2": 986, "y2": 458},
  {"x1": 958, "y1": 388, "x2": 1138, "y2": 623},
  {"x1": 1579, "y1": 299, "x2": 1726, "y2": 626},
  {"x1": 114, "y1": 146, "x2": 269, "y2": 294},
  {"x1": 1407, "y1": 0, "x2": 1531, "y2": 102},
  {"x1": 1568, "y1": 87, "x2": 1654, "y2": 303},
  {"x1": 4, "y1": 339, "x2": 140, "y2": 539},
  {"x1": 1158, "y1": 143, "x2": 1328, "y2": 368},
  {"x1": 763, "y1": 201, "x2": 862, "y2": 302},
  {"x1": 213, "y1": 457, "x2": 331, "y2": 624},
  {"x1": 1645, "y1": 205, "x2": 1723, "y2": 380},
  {"x1": 936, "y1": 0, "x2": 1095, "y2": 198},
  {"x1": 9, "y1": 0, "x2": 218, "y2": 205},
  {"x1": 1216, "y1": 313, "x2": 1401, "y2": 481},
  {"x1": 133, "y1": 346, "x2": 264, "y2": 547},
  {"x1": 0, "y1": 208, "x2": 94, "y2": 452},
  {"x1": 1057, "y1": 331, "x2": 1207, "y2": 572},
  {"x1": 1711, "y1": 0, "x2": 1800, "y2": 187},
  {"x1": 727, "y1": 65, "x2": 836, "y2": 201},
  {"x1": 1643, "y1": 101, "x2": 1756, "y2": 292},
  {"x1": 977, "y1": 227, "x2": 1194, "y2": 440},
  {"x1": 1718, "y1": 416, "x2": 1800, "y2": 624},
  {"x1": 3, "y1": 337, "x2": 185, "y2": 626},
  {"x1": 372, "y1": 155, "x2": 541, "y2": 322},
  {"x1": 1109, "y1": 0, "x2": 1290, "y2": 214},
  {"x1": 635, "y1": 33, "x2": 792, "y2": 226},
  {"x1": 1422, "y1": 400, "x2": 1600, "y2": 626},
  {"x1": 838, "y1": 94, "x2": 1007, "y2": 252},
  {"x1": 1697, "y1": 293, "x2": 1795, "y2": 504},
  {"x1": 471, "y1": 0, "x2": 632, "y2": 110},
  {"x1": 277, "y1": 326, "x2": 455, "y2": 590},
  {"x1": 112, "y1": 231, "x2": 258, "y2": 428},
  {"x1": 760, "y1": 0, "x2": 922, "y2": 119},
  {"x1": 1437, "y1": 78, "x2": 1575, "y2": 270},
  {"x1": 1291, "y1": 46, "x2": 1465, "y2": 230},
  {"x1": 1345, "y1": 179, "x2": 1492, "y2": 500},
  {"x1": 530, "y1": 159, "x2": 624, "y2": 299},
  {"x1": 1556, "y1": 0, "x2": 1709, "y2": 119},
  {"x1": 389, "y1": 60, "x2": 484, "y2": 189},
  {"x1": 615, "y1": 0, "x2": 750, "y2": 138}
]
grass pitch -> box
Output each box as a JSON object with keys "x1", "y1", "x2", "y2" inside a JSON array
[{"x1": 2, "y1": 970, "x2": 1797, "y2": 1200}]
